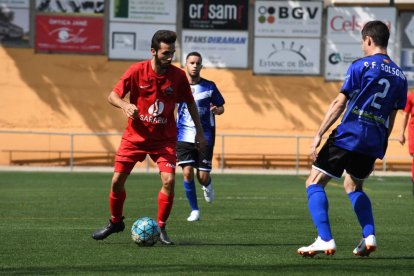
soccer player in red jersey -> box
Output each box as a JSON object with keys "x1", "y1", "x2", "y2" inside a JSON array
[
  {"x1": 398, "y1": 90, "x2": 414, "y2": 195},
  {"x1": 91, "y1": 30, "x2": 206, "y2": 244}
]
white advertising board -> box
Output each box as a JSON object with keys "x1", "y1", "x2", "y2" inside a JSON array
[
  {"x1": 181, "y1": 30, "x2": 248, "y2": 68},
  {"x1": 110, "y1": 0, "x2": 177, "y2": 24},
  {"x1": 109, "y1": 23, "x2": 176, "y2": 60},
  {"x1": 324, "y1": 43, "x2": 362, "y2": 81},
  {"x1": 325, "y1": 42, "x2": 396, "y2": 81},
  {"x1": 253, "y1": 37, "x2": 320, "y2": 75},
  {"x1": 326, "y1": 7, "x2": 396, "y2": 44},
  {"x1": 254, "y1": 1, "x2": 322, "y2": 37},
  {"x1": 325, "y1": 7, "x2": 397, "y2": 81}
]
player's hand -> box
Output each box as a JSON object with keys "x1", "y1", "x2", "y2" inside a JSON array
[
  {"x1": 195, "y1": 132, "x2": 207, "y2": 150},
  {"x1": 398, "y1": 134, "x2": 406, "y2": 145},
  {"x1": 310, "y1": 135, "x2": 322, "y2": 161},
  {"x1": 210, "y1": 105, "x2": 223, "y2": 115},
  {"x1": 123, "y1": 104, "x2": 139, "y2": 120}
]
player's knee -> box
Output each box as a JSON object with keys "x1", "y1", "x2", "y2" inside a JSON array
[
  {"x1": 111, "y1": 173, "x2": 128, "y2": 192},
  {"x1": 161, "y1": 174, "x2": 175, "y2": 190},
  {"x1": 198, "y1": 175, "x2": 210, "y2": 185},
  {"x1": 344, "y1": 175, "x2": 363, "y2": 193},
  {"x1": 197, "y1": 171, "x2": 210, "y2": 185},
  {"x1": 162, "y1": 180, "x2": 175, "y2": 194},
  {"x1": 183, "y1": 171, "x2": 193, "y2": 181},
  {"x1": 182, "y1": 166, "x2": 194, "y2": 180}
]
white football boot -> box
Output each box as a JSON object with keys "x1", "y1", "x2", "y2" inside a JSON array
[
  {"x1": 187, "y1": 210, "x2": 200, "y2": 222},
  {"x1": 202, "y1": 184, "x2": 215, "y2": 203},
  {"x1": 353, "y1": 235, "x2": 377, "y2": 257},
  {"x1": 297, "y1": 236, "x2": 336, "y2": 257}
]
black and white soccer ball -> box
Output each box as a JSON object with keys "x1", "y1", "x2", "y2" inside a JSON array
[{"x1": 131, "y1": 217, "x2": 160, "y2": 246}]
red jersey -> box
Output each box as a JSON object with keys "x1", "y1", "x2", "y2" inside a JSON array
[
  {"x1": 404, "y1": 92, "x2": 414, "y2": 130},
  {"x1": 113, "y1": 60, "x2": 194, "y2": 148}
]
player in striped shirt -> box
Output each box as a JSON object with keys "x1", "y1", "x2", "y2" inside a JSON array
[{"x1": 177, "y1": 52, "x2": 225, "y2": 222}]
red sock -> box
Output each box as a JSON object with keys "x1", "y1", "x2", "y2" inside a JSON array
[
  {"x1": 157, "y1": 192, "x2": 174, "y2": 228},
  {"x1": 109, "y1": 190, "x2": 126, "y2": 223}
]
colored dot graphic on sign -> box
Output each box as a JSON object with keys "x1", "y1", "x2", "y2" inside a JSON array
[{"x1": 257, "y1": 6, "x2": 276, "y2": 24}]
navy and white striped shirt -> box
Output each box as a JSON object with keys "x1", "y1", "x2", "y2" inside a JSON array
[{"x1": 177, "y1": 78, "x2": 225, "y2": 146}]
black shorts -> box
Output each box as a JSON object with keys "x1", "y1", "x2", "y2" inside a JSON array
[
  {"x1": 314, "y1": 135, "x2": 376, "y2": 180},
  {"x1": 176, "y1": 141, "x2": 213, "y2": 172}
]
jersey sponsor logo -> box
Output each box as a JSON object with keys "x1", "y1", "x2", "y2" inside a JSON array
[
  {"x1": 351, "y1": 106, "x2": 386, "y2": 125},
  {"x1": 139, "y1": 115, "x2": 167, "y2": 124},
  {"x1": 139, "y1": 99, "x2": 167, "y2": 124},
  {"x1": 148, "y1": 99, "x2": 164, "y2": 116}
]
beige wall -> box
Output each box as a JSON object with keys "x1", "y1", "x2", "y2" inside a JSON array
[
  {"x1": 0, "y1": 47, "x2": 408, "y2": 166},
  {"x1": 0, "y1": 47, "x2": 343, "y2": 133}
]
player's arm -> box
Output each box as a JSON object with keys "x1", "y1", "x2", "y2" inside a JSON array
[
  {"x1": 186, "y1": 101, "x2": 207, "y2": 149},
  {"x1": 310, "y1": 93, "x2": 347, "y2": 160},
  {"x1": 108, "y1": 91, "x2": 138, "y2": 120},
  {"x1": 398, "y1": 111, "x2": 409, "y2": 145},
  {"x1": 211, "y1": 84, "x2": 225, "y2": 115}
]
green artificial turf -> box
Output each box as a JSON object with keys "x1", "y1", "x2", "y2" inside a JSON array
[{"x1": 0, "y1": 172, "x2": 413, "y2": 275}]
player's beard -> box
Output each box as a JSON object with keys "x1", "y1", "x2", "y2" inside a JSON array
[{"x1": 155, "y1": 54, "x2": 171, "y2": 70}]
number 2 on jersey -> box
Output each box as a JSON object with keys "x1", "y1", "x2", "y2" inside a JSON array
[{"x1": 371, "y1": 78, "x2": 390, "y2": 109}]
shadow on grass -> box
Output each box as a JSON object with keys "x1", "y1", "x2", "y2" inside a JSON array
[
  {"x1": 2, "y1": 261, "x2": 414, "y2": 275},
  {"x1": 176, "y1": 242, "x2": 299, "y2": 247},
  {"x1": 232, "y1": 218, "x2": 306, "y2": 221}
]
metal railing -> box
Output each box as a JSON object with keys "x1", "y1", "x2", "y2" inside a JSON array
[
  {"x1": 0, "y1": 130, "x2": 129, "y2": 171},
  {"x1": 0, "y1": 130, "x2": 410, "y2": 174},
  {"x1": 217, "y1": 133, "x2": 313, "y2": 174}
]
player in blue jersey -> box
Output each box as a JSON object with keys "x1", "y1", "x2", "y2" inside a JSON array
[
  {"x1": 177, "y1": 52, "x2": 225, "y2": 222},
  {"x1": 297, "y1": 21, "x2": 407, "y2": 257}
]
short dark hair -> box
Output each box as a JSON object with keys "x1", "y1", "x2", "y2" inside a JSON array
[
  {"x1": 361, "y1": 20, "x2": 389, "y2": 48},
  {"x1": 151, "y1": 30, "x2": 177, "y2": 51},
  {"x1": 186, "y1": 51, "x2": 202, "y2": 63}
]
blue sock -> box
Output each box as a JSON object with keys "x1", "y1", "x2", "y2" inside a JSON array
[
  {"x1": 183, "y1": 180, "x2": 198, "y2": 211},
  {"x1": 348, "y1": 190, "x2": 375, "y2": 238},
  {"x1": 307, "y1": 184, "x2": 333, "y2": 241}
]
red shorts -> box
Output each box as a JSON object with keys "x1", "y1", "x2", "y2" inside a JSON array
[{"x1": 114, "y1": 138, "x2": 176, "y2": 174}]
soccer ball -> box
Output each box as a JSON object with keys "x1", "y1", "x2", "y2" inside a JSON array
[{"x1": 131, "y1": 217, "x2": 160, "y2": 246}]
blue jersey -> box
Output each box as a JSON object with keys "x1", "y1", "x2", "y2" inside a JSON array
[
  {"x1": 334, "y1": 53, "x2": 407, "y2": 159},
  {"x1": 177, "y1": 78, "x2": 225, "y2": 146}
]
